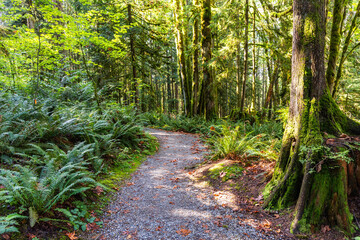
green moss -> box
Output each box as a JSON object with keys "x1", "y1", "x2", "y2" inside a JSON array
[
  {"x1": 292, "y1": 164, "x2": 354, "y2": 235},
  {"x1": 304, "y1": 16, "x2": 316, "y2": 42},
  {"x1": 208, "y1": 162, "x2": 244, "y2": 182}
]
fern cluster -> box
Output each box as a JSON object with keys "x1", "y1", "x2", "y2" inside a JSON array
[
  {"x1": 0, "y1": 91, "x2": 150, "y2": 231},
  {"x1": 208, "y1": 123, "x2": 282, "y2": 161}
]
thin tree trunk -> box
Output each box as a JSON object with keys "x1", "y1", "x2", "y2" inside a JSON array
[
  {"x1": 250, "y1": 2, "x2": 256, "y2": 111},
  {"x1": 326, "y1": 0, "x2": 346, "y2": 92},
  {"x1": 127, "y1": 4, "x2": 138, "y2": 105},
  {"x1": 174, "y1": 0, "x2": 189, "y2": 115},
  {"x1": 192, "y1": 0, "x2": 200, "y2": 115},
  {"x1": 333, "y1": 0, "x2": 360, "y2": 96},
  {"x1": 240, "y1": 0, "x2": 249, "y2": 112},
  {"x1": 263, "y1": 59, "x2": 279, "y2": 117}
]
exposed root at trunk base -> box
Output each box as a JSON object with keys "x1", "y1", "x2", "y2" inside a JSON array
[{"x1": 264, "y1": 137, "x2": 360, "y2": 236}]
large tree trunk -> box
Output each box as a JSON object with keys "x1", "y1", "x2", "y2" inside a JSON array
[
  {"x1": 263, "y1": 0, "x2": 360, "y2": 235},
  {"x1": 199, "y1": 0, "x2": 215, "y2": 119}
]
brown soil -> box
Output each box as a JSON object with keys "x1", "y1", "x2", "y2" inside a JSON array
[{"x1": 191, "y1": 156, "x2": 360, "y2": 240}]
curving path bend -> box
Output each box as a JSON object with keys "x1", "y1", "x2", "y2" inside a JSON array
[{"x1": 95, "y1": 128, "x2": 267, "y2": 240}]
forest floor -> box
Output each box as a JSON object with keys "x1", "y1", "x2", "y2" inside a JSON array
[{"x1": 83, "y1": 129, "x2": 351, "y2": 240}]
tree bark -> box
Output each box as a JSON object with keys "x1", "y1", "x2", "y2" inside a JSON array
[
  {"x1": 326, "y1": 0, "x2": 346, "y2": 93},
  {"x1": 333, "y1": 0, "x2": 360, "y2": 97},
  {"x1": 263, "y1": 0, "x2": 360, "y2": 235},
  {"x1": 127, "y1": 4, "x2": 138, "y2": 105},
  {"x1": 174, "y1": 0, "x2": 191, "y2": 115},
  {"x1": 240, "y1": 0, "x2": 249, "y2": 113},
  {"x1": 250, "y1": 1, "x2": 256, "y2": 112},
  {"x1": 192, "y1": 0, "x2": 200, "y2": 115},
  {"x1": 262, "y1": 59, "x2": 279, "y2": 118},
  {"x1": 199, "y1": 0, "x2": 215, "y2": 119}
]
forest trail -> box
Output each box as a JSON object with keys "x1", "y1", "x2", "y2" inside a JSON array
[{"x1": 92, "y1": 129, "x2": 268, "y2": 240}]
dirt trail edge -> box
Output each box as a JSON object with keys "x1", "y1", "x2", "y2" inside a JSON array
[{"x1": 95, "y1": 128, "x2": 267, "y2": 240}]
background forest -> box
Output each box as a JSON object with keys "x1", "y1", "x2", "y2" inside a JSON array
[{"x1": 0, "y1": 0, "x2": 360, "y2": 239}]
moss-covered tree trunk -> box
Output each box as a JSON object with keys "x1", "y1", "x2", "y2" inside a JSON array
[
  {"x1": 240, "y1": 0, "x2": 249, "y2": 113},
  {"x1": 174, "y1": 0, "x2": 190, "y2": 115},
  {"x1": 333, "y1": 0, "x2": 360, "y2": 97},
  {"x1": 250, "y1": 1, "x2": 256, "y2": 112},
  {"x1": 263, "y1": 0, "x2": 360, "y2": 235},
  {"x1": 262, "y1": 59, "x2": 279, "y2": 119},
  {"x1": 199, "y1": 0, "x2": 215, "y2": 119},
  {"x1": 127, "y1": 4, "x2": 138, "y2": 105},
  {"x1": 192, "y1": 0, "x2": 200, "y2": 116},
  {"x1": 325, "y1": 0, "x2": 346, "y2": 92}
]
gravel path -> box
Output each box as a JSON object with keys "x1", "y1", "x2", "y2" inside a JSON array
[{"x1": 96, "y1": 128, "x2": 267, "y2": 240}]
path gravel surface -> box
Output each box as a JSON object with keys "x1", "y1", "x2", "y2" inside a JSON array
[{"x1": 94, "y1": 128, "x2": 268, "y2": 240}]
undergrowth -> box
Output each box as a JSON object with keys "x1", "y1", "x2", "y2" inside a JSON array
[
  {"x1": 0, "y1": 91, "x2": 157, "y2": 239},
  {"x1": 141, "y1": 112, "x2": 283, "y2": 162}
]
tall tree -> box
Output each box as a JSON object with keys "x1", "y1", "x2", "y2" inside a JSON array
[
  {"x1": 174, "y1": 0, "x2": 192, "y2": 115},
  {"x1": 192, "y1": 0, "x2": 200, "y2": 115},
  {"x1": 240, "y1": 0, "x2": 249, "y2": 112},
  {"x1": 326, "y1": 0, "x2": 346, "y2": 94},
  {"x1": 250, "y1": 2, "x2": 256, "y2": 111},
  {"x1": 128, "y1": 3, "x2": 138, "y2": 105},
  {"x1": 333, "y1": 0, "x2": 360, "y2": 97},
  {"x1": 263, "y1": 0, "x2": 360, "y2": 234},
  {"x1": 198, "y1": 0, "x2": 215, "y2": 119}
]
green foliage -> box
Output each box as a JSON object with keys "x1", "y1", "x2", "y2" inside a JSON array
[
  {"x1": 141, "y1": 112, "x2": 223, "y2": 135},
  {"x1": 208, "y1": 163, "x2": 244, "y2": 182},
  {"x1": 209, "y1": 123, "x2": 282, "y2": 161},
  {"x1": 0, "y1": 161, "x2": 97, "y2": 226},
  {"x1": 0, "y1": 213, "x2": 27, "y2": 234},
  {"x1": 55, "y1": 201, "x2": 102, "y2": 231}
]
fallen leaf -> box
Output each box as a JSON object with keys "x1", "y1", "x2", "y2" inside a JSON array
[
  {"x1": 176, "y1": 228, "x2": 191, "y2": 236},
  {"x1": 321, "y1": 225, "x2": 331, "y2": 233},
  {"x1": 93, "y1": 186, "x2": 104, "y2": 195},
  {"x1": 254, "y1": 194, "x2": 263, "y2": 201},
  {"x1": 126, "y1": 182, "x2": 135, "y2": 186},
  {"x1": 154, "y1": 185, "x2": 164, "y2": 189},
  {"x1": 65, "y1": 232, "x2": 78, "y2": 240},
  {"x1": 29, "y1": 233, "x2": 37, "y2": 239},
  {"x1": 2, "y1": 234, "x2": 10, "y2": 240},
  {"x1": 219, "y1": 171, "x2": 226, "y2": 178}
]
